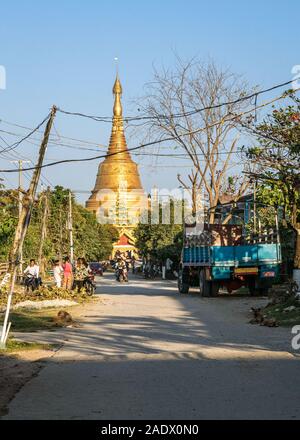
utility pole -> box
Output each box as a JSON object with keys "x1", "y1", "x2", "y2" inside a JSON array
[
  {"x1": 38, "y1": 186, "x2": 50, "y2": 276},
  {"x1": 1, "y1": 105, "x2": 57, "y2": 347},
  {"x1": 10, "y1": 160, "x2": 30, "y2": 275},
  {"x1": 59, "y1": 208, "x2": 63, "y2": 261},
  {"x1": 68, "y1": 190, "x2": 74, "y2": 265}
]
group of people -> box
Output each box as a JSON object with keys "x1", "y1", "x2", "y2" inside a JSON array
[
  {"x1": 23, "y1": 257, "x2": 95, "y2": 292},
  {"x1": 112, "y1": 251, "x2": 137, "y2": 282},
  {"x1": 113, "y1": 252, "x2": 129, "y2": 282}
]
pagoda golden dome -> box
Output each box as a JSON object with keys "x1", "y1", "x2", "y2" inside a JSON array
[{"x1": 86, "y1": 74, "x2": 146, "y2": 235}]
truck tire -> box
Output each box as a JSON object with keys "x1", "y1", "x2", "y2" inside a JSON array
[
  {"x1": 199, "y1": 269, "x2": 211, "y2": 297},
  {"x1": 211, "y1": 281, "x2": 220, "y2": 297},
  {"x1": 248, "y1": 279, "x2": 269, "y2": 296},
  {"x1": 178, "y1": 269, "x2": 190, "y2": 294}
]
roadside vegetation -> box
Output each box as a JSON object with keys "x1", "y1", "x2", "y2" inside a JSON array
[
  {"x1": 0, "y1": 185, "x2": 118, "y2": 265},
  {"x1": 263, "y1": 298, "x2": 300, "y2": 327},
  {"x1": 0, "y1": 308, "x2": 62, "y2": 333},
  {"x1": 0, "y1": 302, "x2": 86, "y2": 333},
  {"x1": 0, "y1": 285, "x2": 92, "y2": 308},
  {"x1": 2, "y1": 338, "x2": 54, "y2": 352}
]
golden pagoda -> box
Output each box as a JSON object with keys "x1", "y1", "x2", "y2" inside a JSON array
[{"x1": 86, "y1": 75, "x2": 146, "y2": 256}]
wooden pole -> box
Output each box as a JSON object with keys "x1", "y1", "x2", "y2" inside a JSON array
[
  {"x1": 0, "y1": 106, "x2": 57, "y2": 346},
  {"x1": 9, "y1": 160, "x2": 30, "y2": 275},
  {"x1": 68, "y1": 191, "x2": 74, "y2": 265},
  {"x1": 38, "y1": 186, "x2": 50, "y2": 276}
]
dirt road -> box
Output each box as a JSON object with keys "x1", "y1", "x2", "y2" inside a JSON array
[{"x1": 3, "y1": 274, "x2": 300, "y2": 420}]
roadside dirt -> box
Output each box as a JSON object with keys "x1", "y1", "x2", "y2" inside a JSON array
[
  {"x1": 0, "y1": 298, "x2": 100, "y2": 417},
  {"x1": 0, "y1": 347, "x2": 58, "y2": 416}
]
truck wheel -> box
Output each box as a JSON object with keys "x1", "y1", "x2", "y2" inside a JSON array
[
  {"x1": 211, "y1": 281, "x2": 220, "y2": 297},
  {"x1": 248, "y1": 279, "x2": 259, "y2": 296},
  {"x1": 199, "y1": 269, "x2": 211, "y2": 297},
  {"x1": 178, "y1": 269, "x2": 189, "y2": 294},
  {"x1": 248, "y1": 279, "x2": 268, "y2": 296}
]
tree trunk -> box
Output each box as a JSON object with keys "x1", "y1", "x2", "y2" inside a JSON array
[
  {"x1": 293, "y1": 226, "x2": 300, "y2": 294},
  {"x1": 294, "y1": 227, "x2": 300, "y2": 270}
]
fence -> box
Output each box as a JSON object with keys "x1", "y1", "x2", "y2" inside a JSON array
[{"x1": 0, "y1": 263, "x2": 9, "y2": 276}]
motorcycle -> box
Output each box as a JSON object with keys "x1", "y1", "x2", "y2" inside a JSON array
[
  {"x1": 116, "y1": 267, "x2": 128, "y2": 282},
  {"x1": 24, "y1": 274, "x2": 38, "y2": 292},
  {"x1": 83, "y1": 275, "x2": 96, "y2": 296}
]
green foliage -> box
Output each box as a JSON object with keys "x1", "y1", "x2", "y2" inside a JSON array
[
  {"x1": 0, "y1": 185, "x2": 118, "y2": 264},
  {"x1": 263, "y1": 297, "x2": 300, "y2": 327},
  {"x1": 134, "y1": 203, "x2": 183, "y2": 263},
  {"x1": 247, "y1": 95, "x2": 300, "y2": 270},
  {"x1": 3, "y1": 338, "x2": 53, "y2": 351},
  {"x1": 248, "y1": 95, "x2": 300, "y2": 228},
  {"x1": 0, "y1": 190, "x2": 18, "y2": 260}
]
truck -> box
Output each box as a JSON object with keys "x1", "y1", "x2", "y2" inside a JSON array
[{"x1": 178, "y1": 200, "x2": 282, "y2": 296}]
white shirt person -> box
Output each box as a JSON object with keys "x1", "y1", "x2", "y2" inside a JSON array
[
  {"x1": 24, "y1": 260, "x2": 40, "y2": 278},
  {"x1": 53, "y1": 261, "x2": 64, "y2": 288}
]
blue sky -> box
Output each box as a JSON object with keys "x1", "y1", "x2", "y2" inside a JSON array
[{"x1": 0, "y1": 0, "x2": 299, "y2": 202}]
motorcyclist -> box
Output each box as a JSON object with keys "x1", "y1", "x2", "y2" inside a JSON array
[
  {"x1": 82, "y1": 258, "x2": 96, "y2": 292},
  {"x1": 24, "y1": 259, "x2": 42, "y2": 291},
  {"x1": 115, "y1": 256, "x2": 128, "y2": 282}
]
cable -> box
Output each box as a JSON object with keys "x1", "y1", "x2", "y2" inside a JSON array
[
  {"x1": 0, "y1": 112, "x2": 51, "y2": 154},
  {"x1": 56, "y1": 79, "x2": 296, "y2": 122},
  {"x1": 0, "y1": 120, "x2": 105, "y2": 147},
  {"x1": 0, "y1": 90, "x2": 293, "y2": 174},
  {"x1": 0, "y1": 141, "x2": 55, "y2": 188}
]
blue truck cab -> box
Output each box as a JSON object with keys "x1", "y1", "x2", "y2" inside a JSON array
[{"x1": 178, "y1": 200, "x2": 281, "y2": 296}]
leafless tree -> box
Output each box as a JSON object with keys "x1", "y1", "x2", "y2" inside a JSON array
[{"x1": 138, "y1": 57, "x2": 254, "y2": 222}]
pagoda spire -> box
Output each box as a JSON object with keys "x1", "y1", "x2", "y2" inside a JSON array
[{"x1": 106, "y1": 75, "x2": 130, "y2": 159}]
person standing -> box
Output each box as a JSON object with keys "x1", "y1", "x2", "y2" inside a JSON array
[
  {"x1": 131, "y1": 255, "x2": 136, "y2": 274},
  {"x1": 62, "y1": 256, "x2": 73, "y2": 290},
  {"x1": 73, "y1": 258, "x2": 88, "y2": 291},
  {"x1": 53, "y1": 260, "x2": 64, "y2": 288}
]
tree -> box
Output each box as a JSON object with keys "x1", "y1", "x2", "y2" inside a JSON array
[
  {"x1": 0, "y1": 189, "x2": 19, "y2": 260},
  {"x1": 134, "y1": 201, "x2": 183, "y2": 264},
  {"x1": 245, "y1": 93, "x2": 300, "y2": 281},
  {"x1": 0, "y1": 185, "x2": 118, "y2": 264},
  {"x1": 139, "y1": 57, "x2": 253, "y2": 221}
]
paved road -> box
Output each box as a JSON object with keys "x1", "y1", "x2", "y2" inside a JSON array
[{"x1": 4, "y1": 274, "x2": 300, "y2": 419}]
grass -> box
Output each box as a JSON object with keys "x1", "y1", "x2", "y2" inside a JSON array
[
  {"x1": 2, "y1": 338, "x2": 54, "y2": 352},
  {"x1": 0, "y1": 308, "x2": 60, "y2": 333},
  {"x1": 264, "y1": 297, "x2": 300, "y2": 327}
]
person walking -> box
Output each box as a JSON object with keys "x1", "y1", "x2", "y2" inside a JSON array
[
  {"x1": 53, "y1": 260, "x2": 64, "y2": 288},
  {"x1": 62, "y1": 256, "x2": 73, "y2": 290}
]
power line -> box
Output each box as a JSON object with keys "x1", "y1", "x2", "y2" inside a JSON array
[
  {"x1": 0, "y1": 138, "x2": 55, "y2": 188},
  {"x1": 0, "y1": 112, "x2": 51, "y2": 154},
  {"x1": 56, "y1": 79, "x2": 295, "y2": 122},
  {"x1": 1, "y1": 86, "x2": 298, "y2": 175},
  {"x1": 0, "y1": 90, "x2": 292, "y2": 174},
  {"x1": 0, "y1": 119, "x2": 105, "y2": 147}
]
